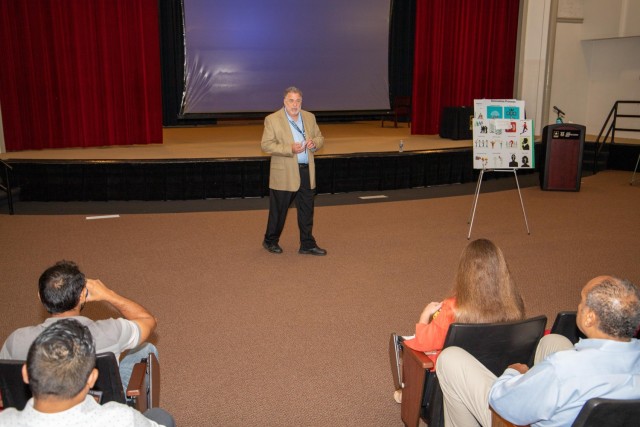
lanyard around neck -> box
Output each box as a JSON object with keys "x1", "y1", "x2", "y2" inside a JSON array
[{"x1": 287, "y1": 114, "x2": 306, "y2": 140}]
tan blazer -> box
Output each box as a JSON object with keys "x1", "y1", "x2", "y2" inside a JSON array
[{"x1": 261, "y1": 108, "x2": 324, "y2": 192}]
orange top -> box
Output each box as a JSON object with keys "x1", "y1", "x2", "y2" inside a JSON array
[{"x1": 403, "y1": 297, "x2": 457, "y2": 364}]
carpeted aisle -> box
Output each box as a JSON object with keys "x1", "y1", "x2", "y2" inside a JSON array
[{"x1": 0, "y1": 170, "x2": 638, "y2": 426}]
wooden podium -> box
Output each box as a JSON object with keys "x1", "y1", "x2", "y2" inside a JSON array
[{"x1": 541, "y1": 124, "x2": 585, "y2": 191}]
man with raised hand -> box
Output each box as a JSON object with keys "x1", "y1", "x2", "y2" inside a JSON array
[{"x1": 1, "y1": 260, "x2": 158, "y2": 389}]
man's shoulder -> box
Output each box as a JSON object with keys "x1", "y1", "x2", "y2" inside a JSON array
[
  {"x1": 85, "y1": 317, "x2": 135, "y2": 335},
  {"x1": 266, "y1": 109, "x2": 284, "y2": 121},
  {"x1": 0, "y1": 406, "x2": 21, "y2": 423},
  {"x1": 301, "y1": 109, "x2": 317, "y2": 121},
  {"x1": 544, "y1": 338, "x2": 640, "y2": 370},
  {"x1": 571, "y1": 338, "x2": 640, "y2": 354},
  {"x1": 1, "y1": 321, "x2": 51, "y2": 359},
  {"x1": 0, "y1": 317, "x2": 124, "y2": 359},
  {"x1": 8, "y1": 316, "x2": 135, "y2": 341}
]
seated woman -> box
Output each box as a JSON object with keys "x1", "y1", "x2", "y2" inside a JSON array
[{"x1": 390, "y1": 238, "x2": 525, "y2": 403}]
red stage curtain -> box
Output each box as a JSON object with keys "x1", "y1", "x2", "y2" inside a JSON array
[
  {"x1": 0, "y1": 0, "x2": 162, "y2": 151},
  {"x1": 412, "y1": 0, "x2": 520, "y2": 135}
]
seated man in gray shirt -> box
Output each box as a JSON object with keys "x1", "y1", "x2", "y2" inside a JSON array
[
  {"x1": 0, "y1": 260, "x2": 158, "y2": 389},
  {"x1": 436, "y1": 275, "x2": 640, "y2": 427},
  {"x1": 0, "y1": 318, "x2": 174, "y2": 427}
]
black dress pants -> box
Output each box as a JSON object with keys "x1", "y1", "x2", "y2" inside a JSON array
[{"x1": 264, "y1": 165, "x2": 316, "y2": 249}]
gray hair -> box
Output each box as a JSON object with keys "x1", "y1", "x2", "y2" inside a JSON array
[
  {"x1": 283, "y1": 86, "x2": 302, "y2": 98},
  {"x1": 586, "y1": 277, "x2": 640, "y2": 338}
]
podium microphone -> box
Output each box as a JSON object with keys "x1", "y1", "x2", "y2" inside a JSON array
[{"x1": 553, "y1": 106, "x2": 565, "y2": 116}]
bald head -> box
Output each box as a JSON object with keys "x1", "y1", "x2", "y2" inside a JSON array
[{"x1": 578, "y1": 276, "x2": 640, "y2": 339}]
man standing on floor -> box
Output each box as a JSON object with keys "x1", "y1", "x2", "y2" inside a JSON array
[
  {"x1": 261, "y1": 86, "x2": 327, "y2": 256},
  {"x1": 0, "y1": 260, "x2": 158, "y2": 390},
  {"x1": 436, "y1": 275, "x2": 640, "y2": 427}
]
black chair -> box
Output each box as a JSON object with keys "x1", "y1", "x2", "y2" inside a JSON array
[
  {"x1": 91, "y1": 351, "x2": 127, "y2": 404},
  {"x1": 0, "y1": 351, "x2": 158, "y2": 412},
  {"x1": 401, "y1": 315, "x2": 547, "y2": 427},
  {"x1": 550, "y1": 311, "x2": 586, "y2": 344},
  {"x1": 381, "y1": 96, "x2": 411, "y2": 128},
  {"x1": 572, "y1": 397, "x2": 640, "y2": 427},
  {"x1": 491, "y1": 397, "x2": 640, "y2": 427},
  {"x1": 0, "y1": 359, "x2": 29, "y2": 410}
]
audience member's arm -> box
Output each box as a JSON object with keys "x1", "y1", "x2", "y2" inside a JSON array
[
  {"x1": 85, "y1": 279, "x2": 157, "y2": 343},
  {"x1": 489, "y1": 362, "x2": 559, "y2": 425},
  {"x1": 403, "y1": 301, "x2": 450, "y2": 352},
  {"x1": 418, "y1": 301, "x2": 443, "y2": 324}
]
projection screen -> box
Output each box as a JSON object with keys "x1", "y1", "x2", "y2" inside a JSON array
[{"x1": 181, "y1": 0, "x2": 391, "y2": 114}]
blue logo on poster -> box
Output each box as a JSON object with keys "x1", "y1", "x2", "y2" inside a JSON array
[
  {"x1": 504, "y1": 107, "x2": 520, "y2": 119},
  {"x1": 487, "y1": 106, "x2": 502, "y2": 119}
]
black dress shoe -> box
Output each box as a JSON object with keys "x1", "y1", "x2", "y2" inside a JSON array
[
  {"x1": 298, "y1": 246, "x2": 327, "y2": 256},
  {"x1": 262, "y1": 241, "x2": 283, "y2": 254}
]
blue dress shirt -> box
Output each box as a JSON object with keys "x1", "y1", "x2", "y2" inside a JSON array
[
  {"x1": 489, "y1": 338, "x2": 640, "y2": 427},
  {"x1": 285, "y1": 111, "x2": 308, "y2": 164}
]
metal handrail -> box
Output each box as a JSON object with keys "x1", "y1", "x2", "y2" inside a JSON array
[
  {"x1": 0, "y1": 160, "x2": 14, "y2": 215},
  {"x1": 593, "y1": 100, "x2": 640, "y2": 173}
]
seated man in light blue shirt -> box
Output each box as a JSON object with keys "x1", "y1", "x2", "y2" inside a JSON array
[{"x1": 436, "y1": 275, "x2": 640, "y2": 427}]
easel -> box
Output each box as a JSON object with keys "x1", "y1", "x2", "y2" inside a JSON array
[
  {"x1": 630, "y1": 153, "x2": 640, "y2": 185},
  {"x1": 467, "y1": 168, "x2": 530, "y2": 239}
]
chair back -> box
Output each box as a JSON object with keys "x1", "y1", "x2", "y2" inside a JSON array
[
  {"x1": 1, "y1": 352, "x2": 128, "y2": 409},
  {"x1": 0, "y1": 359, "x2": 30, "y2": 410},
  {"x1": 571, "y1": 397, "x2": 640, "y2": 427},
  {"x1": 550, "y1": 311, "x2": 585, "y2": 344},
  {"x1": 394, "y1": 96, "x2": 411, "y2": 113},
  {"x1": 381, "y1": 96, "x2": 411, "y2": 127},
  {"x1": 426, "y1": 315, "x2": 547, "y2": 427},
  {"x1": 446, "y1": 315, "x2": 547, "y2": 375},
  {"x1": 93, "y1": 352, "x2": 126, "y2": 404}
]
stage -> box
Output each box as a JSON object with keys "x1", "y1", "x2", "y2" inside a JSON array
[
  {"x1": 0, "y1": 121, "x2": 637, "y2": 202},
  {"x1": 1, "y1": 121, "x2": 471, "y2": 160}
]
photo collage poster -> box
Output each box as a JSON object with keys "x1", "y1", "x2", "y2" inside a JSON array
[{"x1": 472, "y1": 99, "x2": 534, "y2": 170}]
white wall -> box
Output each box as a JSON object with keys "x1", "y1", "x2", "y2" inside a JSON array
[
  {"x1": 516, "y1": 0, "x2": 552, "y2": 133},
  {"x1": 516, "y1": 0, "x2": 640, "y2": 138},
  {"x1": 549, "y1": 20, "x2": 589, "y2": 127},
  {"x1": 583, "y1": 37, "x2": 640, "y2": 138},
  {"x1": 549, "y1": 0, "x2": 640, "y2": 137},
  {"x1": 582, "y1": 0, "x2": 640, "y2": 39}
]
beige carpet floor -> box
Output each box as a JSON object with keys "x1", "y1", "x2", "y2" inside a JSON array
[{"x1": 0, "y1": 170, "x2": 638, "y2": 426}]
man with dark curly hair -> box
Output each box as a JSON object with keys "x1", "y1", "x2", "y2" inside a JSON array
[
  {"x1": 0, "y1": 318, "x2": 174, "y2": 426},
  {"x1": 437, "y1": 275, "x2": 640, "y2": 427},
  {"x1": 1, "y1": 260, "x2": 158, "y2": 390}
]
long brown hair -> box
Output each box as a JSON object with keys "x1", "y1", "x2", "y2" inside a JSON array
[{"x1": 453, "y1": 239, "x2": 525, "y2": 323}]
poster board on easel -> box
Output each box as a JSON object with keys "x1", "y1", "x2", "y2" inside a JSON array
[
  {"x1": 467, "y1": 99, "x2": 532, "y2": 238},
  {"x1": 472, "y1": 99, "x2": 534, "y2": 170}
]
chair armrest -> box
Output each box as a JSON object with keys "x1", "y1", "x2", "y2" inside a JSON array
[
  {"x1": 401, "y1": 347, "x2": 435, "y2": 427},
  {"x1": 126, "y1": 361, "x2": 149, "y2": 413},
  {"x1": 404, "y1": 347, "x2": 435, "y2": 370},
  {"x1": 148, "y1": 353, "x2": 160, "y2": 409},
  {"x1": 491, "y1": 406, "x2": 529, "y2": 427}
]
